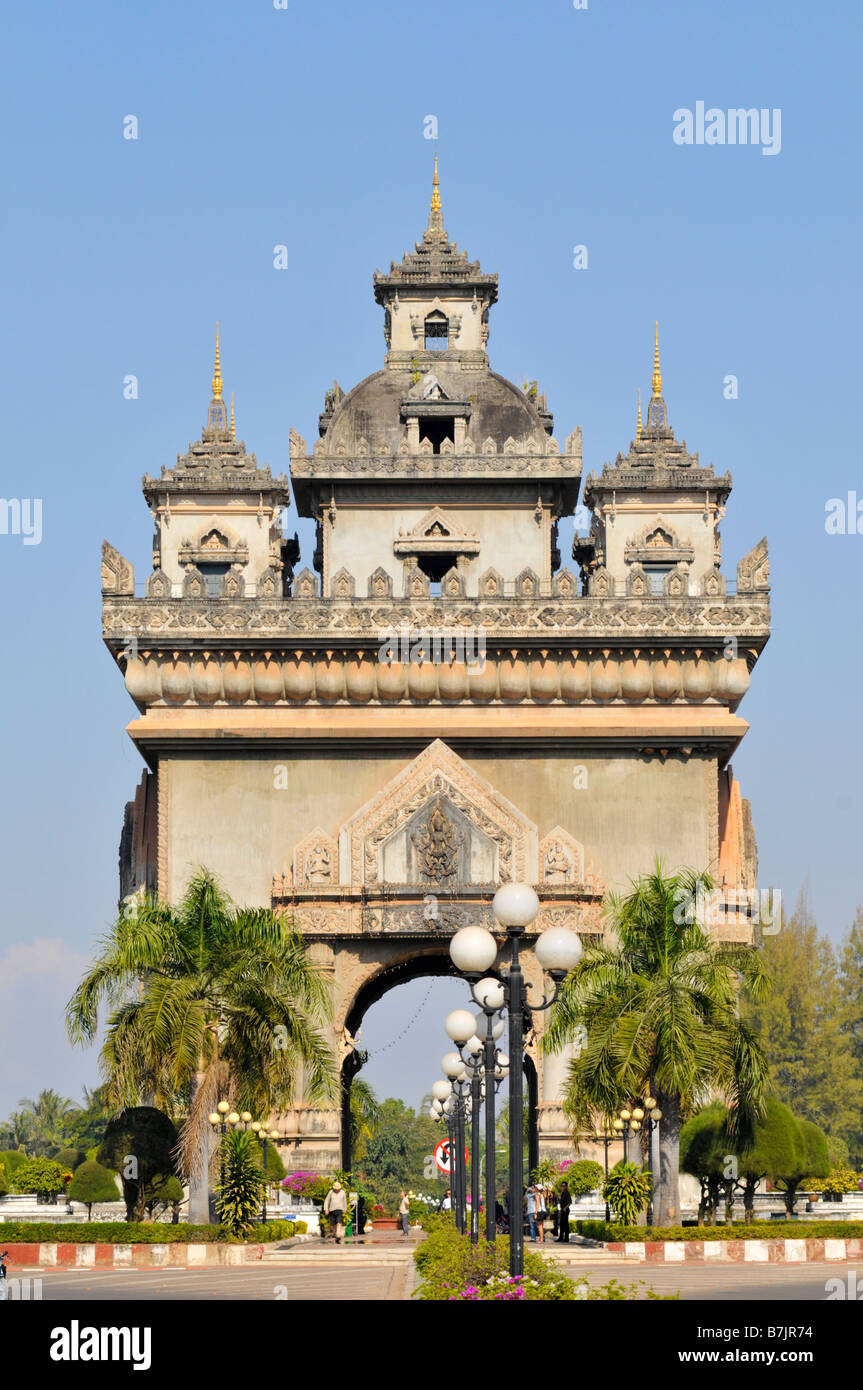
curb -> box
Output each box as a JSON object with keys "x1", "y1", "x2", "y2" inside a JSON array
[
  {"x1": 2, "y1": 1242, "x2": 277, "y2": 1268},
  {"x1": 604, "y1": 1237, "x2": 863, "y2": 1263}
]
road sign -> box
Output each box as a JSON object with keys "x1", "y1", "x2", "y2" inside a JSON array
[{"x1": 433, "y1": 1139, "x2": 469, "y2": 1174}]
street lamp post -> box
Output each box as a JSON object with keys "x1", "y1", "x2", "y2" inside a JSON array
[
  {"x1": 612, "y1": 1098, "x2": 662, "y2": 1225},
  {"x1": 450, "y1": 886, "x2": 583, "y2": 1278}
]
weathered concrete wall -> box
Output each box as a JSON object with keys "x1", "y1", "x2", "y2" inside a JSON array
[{"x1": 163, "y1": 748, "x2": 714, "y2": 906}]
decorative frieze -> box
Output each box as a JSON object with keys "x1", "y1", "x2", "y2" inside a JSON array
[{"x1": 118, "y1": 645, "x2": 755, "y2": 709}]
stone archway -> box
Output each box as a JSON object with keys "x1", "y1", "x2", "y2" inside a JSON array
[{"x1": 336, "y1": 944, "x2": 542, "y2": 1182}]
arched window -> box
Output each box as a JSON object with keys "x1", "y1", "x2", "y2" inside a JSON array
[{"x1": 424, "y1": 311, "x2": 449, "y2": 350}]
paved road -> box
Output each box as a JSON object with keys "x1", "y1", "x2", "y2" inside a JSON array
[
  {"x1": 13, "y1": 1260, "x2": 855, "y2": 1301},
  {"x1": 555, "y1": 1260, "x2": 858, "y2": 1301}
]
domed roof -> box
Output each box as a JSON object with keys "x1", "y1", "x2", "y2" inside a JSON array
[{"x1": 322, "y1": 364, "x2": 551, "y2": 455}]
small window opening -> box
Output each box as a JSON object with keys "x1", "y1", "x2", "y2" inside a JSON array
[
  {"x1": 418, "y1": 553, "x2": 458, "y2": 585},
  {"x1": 424, "y1": 311, "x2": 449, "y2": 350},
  {"x1": 644, "y1": 565, "x2": 670, "y2": 596},
  {"x1": 419, "y1": 417, "x2": 455, "y2": 453},
  {"x1": 198, "y1": 562, "x2": 230, "y2": 597}
]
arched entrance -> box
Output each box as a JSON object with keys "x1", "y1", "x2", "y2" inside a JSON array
[{"x1": 338, "y1": 947, "x2": 540, "y2": 1176}]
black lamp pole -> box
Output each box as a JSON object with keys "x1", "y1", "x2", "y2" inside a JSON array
[
  {"x1": 468, "y1": 1059, "x2": 482, "y2": 1244},
  {"x1": 505, "y1": 924, "x2": 526, "y2": 1279},
  {"x1": 484, "y1": 1030, "x2": 497, "y2": 1241}
]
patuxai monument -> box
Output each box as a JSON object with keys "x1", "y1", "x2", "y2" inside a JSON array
[{"x1": 100, "y1": 161, "x2": 770, "y2": 1181}]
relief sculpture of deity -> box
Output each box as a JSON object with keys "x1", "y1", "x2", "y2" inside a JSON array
[{"x1": 411, "y1": 800, "x2": 463, "y2": 884}]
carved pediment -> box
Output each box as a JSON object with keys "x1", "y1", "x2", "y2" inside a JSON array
[
  {"x1": 539, "y1": 827, "x2": 585, "y2": 885},
  {"x1": 102, "y1": 541, "x2": 134, "y2": 597},
  {"x1": 291, "y1": 828, "x2": 340, "y2": 887},
  {"x1": 737, "y1": 537, "x2": 769, "y2": 593},
  {"x1": 393, "y1": 507, "x2": 480, "y2": 559},
  {"x1": 624, "y1": 516, "x2": 694, "y2": 566},
  {"x1": 339, "y1": 738, "x2": 537, "y2": 888}
]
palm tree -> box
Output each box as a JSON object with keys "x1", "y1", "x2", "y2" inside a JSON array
[
  {"x1": 66, "y1": 868, "x2": 335, "y2": 1221},
  {"x1": 349, "y1": 1078, "x2": 380, "y2": 1163},
  {"x1": 15, "y1": 1090, "x2": 77, "y2": 1156},
  {"x1": 543, "y1": 863, "x2": 771, "y2": 1226}
]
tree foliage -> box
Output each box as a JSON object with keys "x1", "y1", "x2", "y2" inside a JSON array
[
  {"x1": 98, "y1": 1106, "x2": 179, "y2": 1222},
  {"x1": 544, "y1": 863, "x2": 771, "y2": 1225},
  {"x1": 68, "y1": 1159, "x2": 120, "y2": 1218},
  {"x1": 215, "y1": 1130, "x2": 266, "y2": 1236},
  {"x1": 66, "y1": 868, "x2": 335, "y2": 1184},
  {"x1": 745, "y1": 894, "x2": 863, "y2": 1165}
]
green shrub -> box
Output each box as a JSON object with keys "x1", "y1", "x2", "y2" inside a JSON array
[
  {"x1": 67, "y1": 1160, "x2": 120, "y2": 1218},
  {"x1": 577, "y1": 1219, "x2": 863, "y2": 1242},
  {"x1": 215, "y1": 1130, "x2": 266, "y2": 1237},
  {"x1": 603, "y1": 1162, "x2": 652, "y2": 1224},
  {"x1": 807, "y1": 1166, "x2": 860, "y2": 1196},
  {"x1": 13, "y1": 1157, "x2": 68, "y2": 1201},
  {"x1": 0, "y1": 1150, "x2": 28, "y2": 1178},
  {"x1": 413, "y1": 1223, "x2": 674, "y2": 1300},
  {"x1": 564, "y1": 1159, "x2": 605, "y2": 1197},
  {"x1": 54, "y1": 1147, "x2": 86, "y2": 1172},
  {"x1": 0, "y1": 1219, "x2": 304, "y2": 1244}
]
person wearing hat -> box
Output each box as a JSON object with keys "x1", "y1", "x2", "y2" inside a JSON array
[{"x1": 323, "y1": 1179, "x2": 348, "y2": 1244}]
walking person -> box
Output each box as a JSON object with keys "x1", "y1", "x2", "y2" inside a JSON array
[
  {"x1": 556, "y1": 1180, "x2": 572, "y2": 1243},
  {"x1": 399, "y1": 1190, "x2": 410, "y2": 1237},
  {"x1": 323, "y1": 1179, "x2": 348, "y2": 1245}
]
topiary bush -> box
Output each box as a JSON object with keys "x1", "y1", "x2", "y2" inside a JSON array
[
  {"x1": 565, "y1": 1159, "x2": 605, "y2": 1197},
  {"x1": 67, "y1": 1160, "x2": 121, "y2": 1218}
]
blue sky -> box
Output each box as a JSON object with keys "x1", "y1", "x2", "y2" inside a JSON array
[{"x1": 1, "y1": 0, "x2": 861, "y2": 1117}]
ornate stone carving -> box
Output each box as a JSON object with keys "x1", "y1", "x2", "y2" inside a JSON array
[
  {"x1": 701, "y1": 566, "x2": 726, "y2": 597},
  {"x1": 367, "y1": 566, "x2": 393, "y2": 599},
  {"x1": 330, "y1": 567, "x2": 356, "y2": 599},
  {"x1": 478, "y1": 567, "x2": 504, "y2": 596},
  {"x1": 340, "y1": 739, "x2": 537, "y2": 887},
  {"x1": 441, "y1": 566, "x2": 465, "y2": 598},
  {"x1": 182, "y1": 566, "x2": 207, "y2": 599},
  {"x1": 146, "y1": 568, "x2": 171, "y2": 599},
  {"x1": 552, "y1": 569, "x2": 577, "y2": 598},
  {"x1": 256, "y1": 566, "x2": 281, "y2": 599},
  {"x1": 410, "y1": 799, "x2": 464, "y2": 884},
  {"x1": 515, "y1": 568, "x2": 540, "y2": 597},
  {"x1": 101, "y1": 541, "x2": 134, "y2": 596},
  {"x1": 737, "y1": 537, "x2": 769, "y2": 593},
  {"x1": 293, "y1": 567, "x2": 319, "y2": 599},
  {"x1": 289, "y1": 827, "x2": 340, "y2": 887},
  {"x1": 626, "y1": 563, "x2": 648, "y2": 597},
  {"x1": 223, "y1": 569, "x2": 245, "y2": 599},
  {"x1": 539, "y1": 827, "x2": 585, "y2": 884},
  {"x1": 588, "y1": 566, "x2": 612, "y2": 597}
]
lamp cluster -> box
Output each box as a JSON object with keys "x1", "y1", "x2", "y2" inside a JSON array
[
  {"x1": 208, "y1": 1102, "x2": 280, "y2": 1223},
  {"x1": 443, "y1": 883, "x2": 583, "y2": 1277}
]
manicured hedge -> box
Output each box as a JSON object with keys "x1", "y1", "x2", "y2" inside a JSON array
[
  {"x1": 576, "y1": 1219, "x2": 863, "y2": 1243},
  {"x1": 0, "y1": 1219, "x2": 306, "y2": 1244}
]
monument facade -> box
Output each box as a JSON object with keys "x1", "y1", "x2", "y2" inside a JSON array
[{"x1": 102, "y1": 163, "x2": 770, "y2": 1171}]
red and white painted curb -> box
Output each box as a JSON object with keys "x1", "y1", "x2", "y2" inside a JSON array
[
  {"x1": 605, "y1": 1237, "x2": 863, "y2": 1263},
  {"x1": 1, "y1": 1242, "x2": 272, "y2": 1269}
]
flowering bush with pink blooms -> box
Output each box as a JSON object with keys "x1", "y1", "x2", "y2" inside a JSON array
[
  {"x1": 413, "y1": 1219, "x2": 662, "y2": 1301},
  {"x1": 280, "y1": 1171, "x2": 328, "y2": 1202}
]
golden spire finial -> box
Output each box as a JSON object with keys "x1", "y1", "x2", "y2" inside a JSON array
[
  {"x1": 428, "y1": 150, "x2": 444, "y2": 233},
  {"x1": 651, "y1": 321, "x2": 663, "y2": 397},
  {"x1": 212, "y1": 323, "x2": 224, "y2": 400},
  {"x1": 230, "y1": 392, "x2": 236, "y2": 440},
  {"x1": 636, "y1": 388, "x2": 642, "y2": 441}
]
